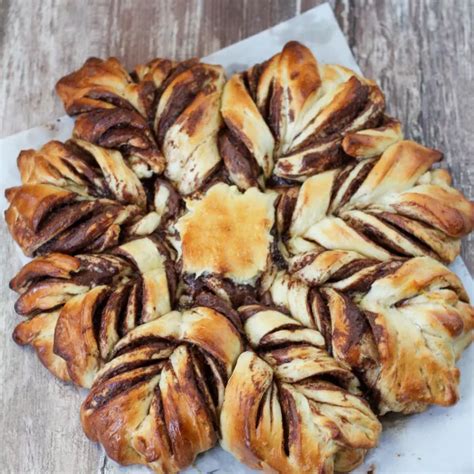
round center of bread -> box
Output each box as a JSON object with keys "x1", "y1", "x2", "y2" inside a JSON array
[{"x1": 176, "y1": 183, "x2": 276, "y2": 283}]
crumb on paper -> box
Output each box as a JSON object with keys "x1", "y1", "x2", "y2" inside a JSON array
[
  {"x1": 44, "y1": 122, "x2": 59, "y2": 132},
  {"x1": 367, "y1": 464, "x2": 376, "y2": 474}
]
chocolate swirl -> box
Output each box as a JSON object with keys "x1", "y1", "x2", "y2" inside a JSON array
[
  {"x1": 81, "y1": 306, "x2": 243, "y2": 472},
  {"x1": 5, "y1": 183, "x2": 140, "y2": 256},
  {"x1": 278, "y1": 140, "x2": 474, "y2": 264},
  {"x1": 56, "y1": 57, "x2": 152, "y2": 116},
  {"x1": 154, "y1": 62, "x2": 225, "y2": 195},
  {"x1": 5, "y1": 139, "x2": 184, "y2": 256},
  {"x1": 4, "y1": 40, "x2": 474, "y2": 474},
  {"x1": 10, "y1": 237, "x2": 176, "y2": 387},
  {"x1": 268, "y1": 256, "x2": 474, "y2": 414},
  {"x1": 56, "y1": 56, "x2": 226, "y2": 194},
  {"x1": 221, "y1": 305, "x2": 381, "y2": 473},
  {"x1": 73, "y1": 108, "x2": 165, "y2": 178},
  {"x1": 220, "y1": 41, "x2": 402, "y2": 187},
  {"x1": 55, "y1": 57, "x2": 164, "y2": 177}
]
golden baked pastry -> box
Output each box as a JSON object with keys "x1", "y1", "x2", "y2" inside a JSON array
[
  {"x1": 220, "y1": 41, "x2": 402, "y2": 186},
  {"x1": 267, "y1": 256, "x2": 473, "y2": 414},
  {"x1": 277, "y1": 140, "x2": 473, "y2": 263},
  {"x1": 56, "y1": 56, "x2": 225, "y2": 193},
  {"x1": 11, "y1": 237, "x2": 176, "y2": 386},
  {"x1": 221, "y1": 305, "x2": 381, "y2": 473},
  {"x1": 4, "y1": 41, "x2": 474, "y2": 473},
  {"x1": 176, "y1": 183, "x2": 277, "y2": 283},
  {"x1": 5, "y1": 139, "x2": 181, "y2": 256},
  {"x1": 81, "y1": 307, "x2": 243, "y2": 473}
]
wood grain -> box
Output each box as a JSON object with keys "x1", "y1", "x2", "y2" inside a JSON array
[
  {"x1": 0, "y1": 1, "x2": 472, "y2": 473},
  {"x1": 330, "y1": 0, "x2": 474, "y2": 272}
]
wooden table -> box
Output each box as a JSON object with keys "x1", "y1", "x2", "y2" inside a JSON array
[{"x1": 0, "y1": 1, "x2": 472, "y2": 473}]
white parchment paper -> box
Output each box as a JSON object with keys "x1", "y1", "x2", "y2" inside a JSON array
[{"x1": 0, "y1": 3, "x2": 472, "y2": 473}]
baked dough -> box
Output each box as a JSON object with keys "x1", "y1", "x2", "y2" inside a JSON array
[
  {"x1": 11, "y1": 237, "x2": 176, "y2": 387},
  {"x1": 4, "y1": 41, "x2": 474, "y2": 473},
  {"x1": 81, "y1": 307, "x2": 243, "y2": 473},
  {"x1": 277, "y1": 140, "x2": 473, "y2": 263},
  {"x1": 221, "y1": 306, "x2": 381, "y2": 473},
  {"x1": 268, "y1": 256, "x2": 473, "y2": 414},
  {"x1": 220, "y1": 41, "x2": 402, "y2": 186},
  {"x1": 176, "y1": 183, "x2": 276, "y2": 283}
]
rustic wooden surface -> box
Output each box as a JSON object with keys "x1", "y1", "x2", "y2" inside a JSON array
[{"x1": 0, "y1": 1, "x2": 472, "y2": 473}]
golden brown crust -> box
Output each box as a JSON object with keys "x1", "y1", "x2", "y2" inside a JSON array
[
  {"x1": 156, "y1": 62, "x2": 225, "y2": 195},
  {"x1": 341, "y1": 116, "x2": 403, "y2": 159},
  {"x1": 56, "y1": 56, "x2": 226, "y2": 188},
  {"x1": 355, "y1": 258, "x2": 473, "y2": 413},
  {"x1": 280, "y1": 140, "x2": 474, "y2": 264},
  {"x1": 17, "y1": 139, "x2": 150, "y2": 207},
  {"x1": 10, "y1": 237, "x2": 176, "y2": 387},
  {"x1": 9, "y1": 253, "x2": 80, "y2": 292},
  {"x1": 5, "y1": 136, "x2": 186, "y2": 255},
  {"x1": 221, "y1": 42, "x2": 394, "y2": 187},
  {"x1": 5, "y1": 183, "x2": 139, "y2": 256},
  {"x1": 54, "y1": 286, "x2": 110, "y2": 387},
  {"x1": 81, "y1": 307, "x2": 243, "y2": 473},
  {"x1": 220, "y1": 306, "x2": 381, "y2": 473},
  {"x1": 73, "y1": 108, "x2": 165, "y2": 177},
  {"x1": 270, "y1": 256, "x2": 473, "y2": 414},
  {"x1": 13, "y1": 311, "x2": 71, "y2": 382},
  {"x1": 56, "y1": 57, "x2": 143, "y2": 115},
  {"x1": 17, "y1": 141, "x2": 106, "y2": 194},
  {"x1": 57, "y1": 55, "x2": 224, "y2": 194},
  {"x1": 176, "y1": 183, "x2": 276, "y2": 283}
]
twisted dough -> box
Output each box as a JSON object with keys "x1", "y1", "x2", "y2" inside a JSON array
[
  {"x1": 221, "y1": 305, "x2": 381, "y2": 473},
  {"x1": 5, "y1": 140, "x2": 182, "y2": 256},
  {"x1": 267, "y1": 256, "x2": 474, "y2": 414},
  {"x1": 56, "y1": 56, "x2": 225, "y2": 194},
  {"x1": 73, "y1": 108, "x2": 165, "y2": 178},
  {"x1": 5, "y1": 183, "x2": 139, "y2": 256},
  {"x1": 56, "y1": 57, "x2": 169, "y2": 176},
  {"x1": 277, "y1": 140, "x2": 474, "y2": 263},
  {"x1": 11, "y1": 237, "x2": 176, "y2": 387},
  {"x1": 220, "y1": 41, "x2": 402, "y2": 187},
  {"x1": 81, "y1": 306, "x2": 243, "y2": 473},
  {"x1": 4, "y1": 41, "x2": 474, "y2": 473},
  {"x1": 18, "y1": 139, "x2": 148, "y2": 207},
  {"x1": 55, "y1": 43, "x2": 402, "y2": 194},
  {"x1": 154, "y1": 62, "x2": 225, "y2": 195}
]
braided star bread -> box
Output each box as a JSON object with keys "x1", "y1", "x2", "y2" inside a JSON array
[{"x1": 4, "y1": 41, "x2": 474, "y2": 474}]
